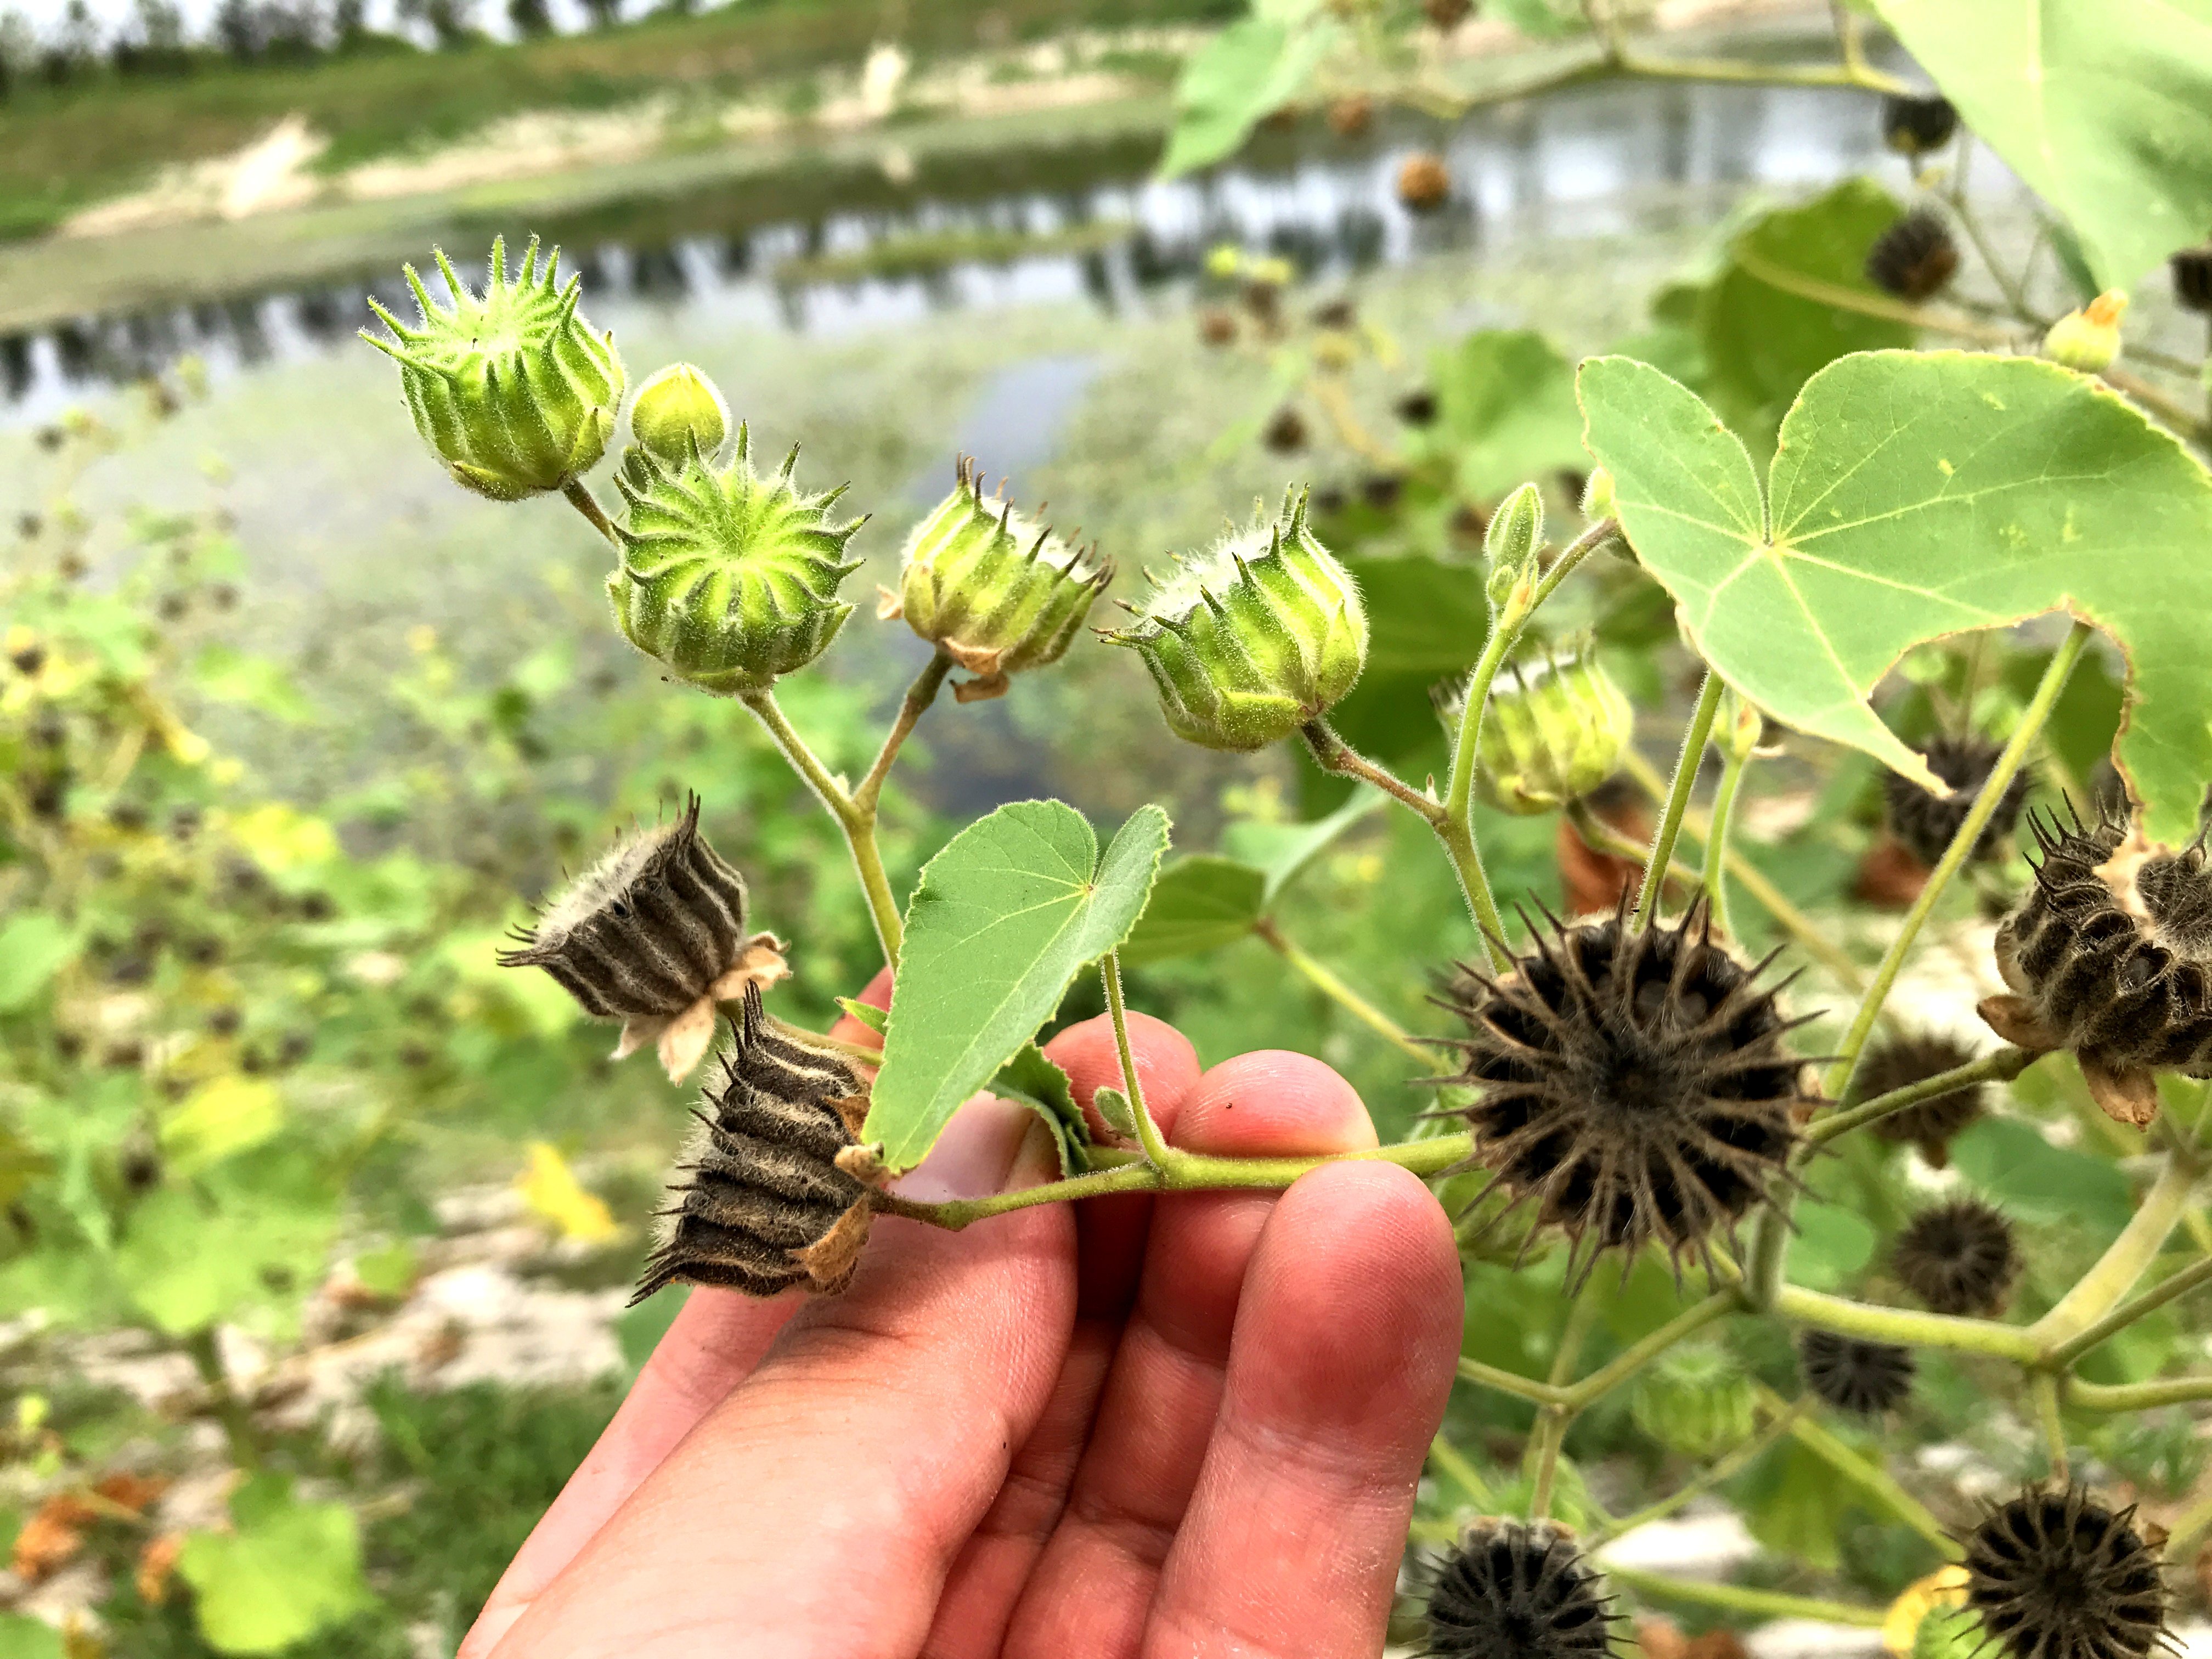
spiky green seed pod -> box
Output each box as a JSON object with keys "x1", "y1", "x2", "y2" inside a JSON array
[
  {"x1": 608, "y1": 426, "x2": 864, "y2": 696},
  {"x1": 893, "y1": 457, "x2": 1111, "y2": 699},
  {"x1": 630, "y1": 363, "x2": 730, "y2": 467},
  {"x1": 1449, "y1": 646, "x2": 1632, "y2": 815},
  {"x1": 360, "y1": 235, "x2": 624, "y2": 502},
  {"x1": 1629, "y1": 1344, "x2": 1757, "y2": 1459},
  {"x1": 1103, "y1": 487, "x2": 1365, "y2": 752}
]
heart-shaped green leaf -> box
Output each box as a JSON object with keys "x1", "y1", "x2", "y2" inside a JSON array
[
  {"x1": 867, "y1": 801, "x2": 1170, "y2": 1172},
  {"x1": 1122, "y1": 856, "x2": 1268, "y2": 966},
  {"x1": 1579, "y1": 349, "x2": 2212, "y2": 843},
  {"x1": 1871, "y1": 0, "x2": 2212, "y2": 291}
]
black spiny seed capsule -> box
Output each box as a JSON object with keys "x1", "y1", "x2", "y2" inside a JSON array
[
  {"x1": 1983, "y1": 802, "x2": 2212, "y2": 1126},
  {"x1": 2169, "y1": 245, "x2": 2212, "y2": 314},
  {"x1": 1963, "y1": 1485, "x2": 2170, "y2": 1659},
  {"x1": 1443, "y1": 900, "x2": 1809, "y2": 1282},
  {"x1": 1262, "y1": 404, "x2": 1308, "y2": 453},
  {"x1": 1866, "y1": 210, "x2": 1962, "y2": 302},
  {"x1": 1421, "y1": 1517, "x2": 1616, "y2": 1659},
  {"x1": 1893, "y1": 1197, "x2": 2021, "y2": 1316},
  {"x1": 1882, "y1": 93, "x2": 1960, "y2": 157},
  {"x1": 1797, "y1": 1328, "x2": 1914, "y2": 1416},
  {"x1": 501, "y1": 795, "x2": 786, "y2": 1079},
  {"x1": 1883, "y1": 734, "x2": 2029, "y2": 866},
  {"x1": 1397, "y1": 388, "x2": 1438, "y2": 426},
  {"x1": 634, "y1": 984, "x2": 877, "y2": 1305},
  {"x1": 1861, "y1": 1029, "x2": 1986, "y2": 1166}
]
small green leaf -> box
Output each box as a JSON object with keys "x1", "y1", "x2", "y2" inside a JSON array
[
  {"x1": 1579, "y1": 349, "x2": 2212, "y2": 843},
  {"x1": 0, "y1": 1615, "x2": 65, "y2": 1659},
  {"x1": 1220, "y1": 791, "x2": 1385, "y2": 904},
  {"x1": 192, "y1": 644, "x2": 313, "y2": 723},
  {"x1": 115, "y1": 1186, "x2": 338, "y2": 1337},
  {"x1": 178, "y1": 1474, "x2": 372, "y2": 1654},
  {"x1": 991, "y1": 1043, "x2": 1090, "y2": 1175},
  {"x1": 0, "y1": 916, "x2": 77, "y2": 1013},
  {"x1": 160, "y1": 1077, "x2": 285, "y2": 1177},
  {"x1": 1738, "y1": 1440, "x2": 1844, "y2": 1571},
  {"x1": 1122, "y1": 856, "x2": 1267, "y2": 966},
  {"x1": 867, "y1": 802, "x2": 1170, "y2": 1172},
  {"x1": 836, "y1": 998, "x2": 889, "y2": 1036},
  {"x1": 1786, "y1": 1202, "x2": 1877, "y2": 1292},
  {"x1": 1425, "y1": 329, "x2": 1588, "y2": 500},
  {"x1": 1950, "y1": 1116, "x2": 2134, "y2": 1231},
  {"x1": 1871, "y1": 0, "x2": 2212, "y2": 290},
  {"x1": 1092, "y1": 1085, "x2": 1138, "y2": 1141},
  {"x1": 1158, "y1": 15, "x2": 1338, "y2": 177}
]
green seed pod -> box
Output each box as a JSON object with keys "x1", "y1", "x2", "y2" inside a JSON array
[
  {"x1": 1103, "y1": 488, "x2": 1365, "y2": 752},
  {"x1": 630, "y1": 363, "x2": 730, "y2": 466},
  {"x1": 1628, "y1": 1344, "x2": 1757, "y2": 1459},
  {"x1": 1458, "y1": 646, "x2": 1632, "y2": 815},
  {"x1": 360, "y1": 235, "x2": 624, "y2": 502},
  {"x1": 608, "y1": 425, "x2": 864, "y2": 696},
  {"x1": 892, "y1": 457, "x2": 1111, "y2": 700}
]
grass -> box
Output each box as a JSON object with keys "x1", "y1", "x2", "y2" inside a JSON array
[{"x1": 0, "y1": 0, "x2": 1231, "y2": 241}]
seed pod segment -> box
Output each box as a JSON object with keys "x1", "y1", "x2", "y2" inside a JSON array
[
  {"x1": 1103, "y1": 487, "x2": 1366, "y2": 752},
  {"x1": 607, "y1": 424, "x2": 865, "y2": 696},
  {"x1": 1421, "y1": 1517, "x2": 1617, "y2": 1659},
  {"x1": 1962, "y1": 1485, "x2": 2169, "y2": 1659},
  {"x1": 1797, "y1": 1328, "x2": 1915, "y2": 1416},
  {"x1": 499, "y1": 797, "x2": 789, "y2": 1081},
  {"x1": 1441, "y1": 898, "x2": 1809, "y2": 1283},
  {"x1": 1982, "y1": 802, "x2": 2212, "y2": 1126},
  {"x1": 635, "y1": 984, "x2": 880, "y2": 1304},
  {"x1": 1893, "y1": 1197, "x2": 2022, "y2": 1317},
  {"x1": 1882, "y1": 732, "x2": 2032, "y2": 868},
  {"x1": 889, "y1": 457, "x2": 1110, "y2": 701},
  {"x1": 361, "y1": 235, "x2": 625, "y2": 501}
]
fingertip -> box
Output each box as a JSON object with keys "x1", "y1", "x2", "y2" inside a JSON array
[
  {"x1": 1044, "y1": 1011, "x2": 1201, "y2": 1141},
  {"x1": 1272, "y1": 1160, "x2": 1463, "y2": 1310},
  {"x1": 1173, "y1": 1049, "x2": 1378, "y2": 1156}
]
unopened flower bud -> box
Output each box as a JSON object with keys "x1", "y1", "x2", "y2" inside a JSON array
[
  {"x1": 1456, "y1": 646, "x2": 1632, "y2": 815},
  {"x1": 499, "y1": 795, "x2": 789, "y2": 1080},
  {"x1": 1104, "y1": 487, "x2": 1366, "y2": 751},
  {"x1": 2043, "y1": 290, "x2": 2128, "y2": 372},
  {"x1": 361, "y1": 235, "x2": 625, "y2": 501},
  {"x1": 630, "y1": 362, "x2": 730, "y2": 465},
  {"x1": 1718, "y1": 686, "x2": 1763, "y2": 762},
  {"x1": 1579, "y1": 466, "x2": 1615, "y2": 523},
  {"x1": 634, "y1": 984, "x2": 879, "y2": 1303},
  {"x1": 1204, "y1": 243, "x2": 1243, "y2": 280},
  {"x1": 891, "y1": 458, "x2": 1110, "y2": 701},
  {"x1": 608, "y1": 425, "x2": 864, "y2": 695},
  {"x1": 1483, "y1": 481, "x2": 1544, "y2": 613}
]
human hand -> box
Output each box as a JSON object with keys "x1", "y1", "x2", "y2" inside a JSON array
[{"x1": 462, "y1": 974, "x2": 1466, "y2": 1658}]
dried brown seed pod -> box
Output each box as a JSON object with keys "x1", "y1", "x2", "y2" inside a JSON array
[
  {"x1": 1865, "y1": 210, "x2": 1962, "y2": 302},
  {"x1": 1397, "y1": 151, "x2": 1452, "y2": 214},
  {"x1": 1962, "y1": 1485, "x2": 2170, "y2": 1659},
  {"x1": 1893, "y1": 1197, "x2": 2021, "y2": 1316},
  {"x1": 1197, "y1": 308, "x2": 1237, "y2": 348},
  {"x1": 1882, "y1": 93, "x2": 1960, "y2": 157},
  {"x1": 1262, "y1": 405, "x2": 1308, "y2": 453},
  {"x1": 1325, "y1": 95, "x2": 1373, "y2": 138},
  {"x1": 2170, "y1": 245, "x2": 2212, "y2": 314},
  {"x1": 501, "y1": 795, "x2": 787, "y2": 1081},
  {"x1": 1982, "y1": 803, "x2": 2212, "y2": 1126},
  {"x1": 1423, "y1": 0, "x2": 1472, "y2": 29},
  {"x1": 1421, "y1": 1517, "x2": 1616, "y2": 1659},
  {"x1": 1860, "y1": 1029, "x2": 1986, "y2": 1166},
  {"x1": 1441, "y1": 900, "x2": 1810, "y2": 1282},
  {"x1": 1797, "y1": 1328, "x2": 1914, "y2": 1416},
  {"x1": 634, "y1": 984, "x2": 878, "y2": 1304},
  {"x1": 1882, "y1": 733, "x2": 2029, "y2": 868},
  {"x1": 1397, "y1": 388, "x2": 1438, "y2": 426}
]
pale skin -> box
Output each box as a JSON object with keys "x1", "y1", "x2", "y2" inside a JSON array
[{"x1": 461, "y1": 972, "x2": 1467, "y2": 1658}]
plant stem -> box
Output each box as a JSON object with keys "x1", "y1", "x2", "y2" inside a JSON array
[
  {"x1": 1527, "y1": 1285, "x2": 1604, "y2": 1520},
  {"x1": 2030, "y1": 1372, "x2": 2070, "y2": 1483},
  {"x1": 561, "y1": 477, "x2": 620, "y2": 545},
  {"x1": 1632, "y1": 670, "x2": 1724, "y2": 932},
  {"x1": 1764, "y1": 1390, "x2": 1957, "y2": 1557},
  {"x1": 1429, "y1": 1435, "x2": 1494, "y2": 1509},
  {"x1": 1253, "y1": 917, "x2": 1432, "y2": 1064},
  {"x1": 1806, "y1": 1048, "x2": 2040, "y2": 1147},
  {"x1": 1773, "y1": 1284, "x2": 2041, "y2": 1363},
  {"x1": 1457, "y1": 1356, "x2": 1563, "y2": 1407},
  {"x1": 1566, "y1": 1290, "x2": 1736, "y2": 1409},
  {"x1": 1702, "y1": 743, "x2": 1751, "y2": 938},
  {"x1": 853, "y1": 651, "x2": 953, "y2": 816},
  {"x1": 875, "y1": 1161, "x2": 1160, "y2": 1228},
  {"x1": 182, "y1": 1328, "x2": 261, "y2": 1470},
  {"x1": 1747, "y1": 622, "x2": 2091, "y2": 1312},
  {"x1": 1299, "y1": 719, "x2": 1443, "y2": 821},
  {"x1": 1102, "y1": 949, "x2": 1172, "y2": 1170},
  {"x1": 2033, "y1": 1153, "x2": 2201, "y2": 1349},
  {"x1": 1590, "y1": 1397, "x2": 1810, "y2": 1547},
  {"x1": 741, "y1": 689, "x2": 905, "y2": 967},
  {"x1": 2045, "y1": 1254, "x2": 2212, "y2": 1369},
  {"x1": 1602, "y1": 1565, "x2": 1886, "y2": 1629},
  {"x1": 2065, "y1": 1373, "x2": 2212, "y2": 1412}
]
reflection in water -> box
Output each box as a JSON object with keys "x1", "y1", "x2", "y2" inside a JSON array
[{"x1": 0, "y1": 74, "x2": 1976, "y2": 424}]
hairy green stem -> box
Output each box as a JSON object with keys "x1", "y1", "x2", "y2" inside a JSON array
[
  {"x1": 1428, "y1": 1435, "x2": 1494, "y2": 1509},
  {"x1": 1631, "y1": 671, "x2": 1724, "y2": 932},
  {"x1": 2066, "y1": 1373, "x2": 2212, "y2": 1412},
  {"x1": 1774, "y1": 1284, "x2": 2041, "y2": 1363},
  {"x1": 1701, "y1": 744, "x2": 1750, "y2": 939},
  {"x1": 1567, "y1": 1291, "x2": 1735, "y2": 1409},
  {"x1": 1602, "y1": 1565, "x2": 1886, "y2": 1629},
  {"x1": 1102, "y1": 950, "x2": 1172, "y2": 1170},
  {"x1": 854, "y1": 651, "x2": 953, "y2": 816},
  {"x1": 182, "y1": 1328, "x2": 261, "y2": 1470},
  {"x1": 874, "y1": 1162, "x2": 1158, "y2": 1229},
  {"x1": 561, "y1": 477, "x2": 620, "y2": 545},
  {"x1": 1527, "y1": 1287, "x2": 1605, "y2": 1520},
  {"x1": 1299, "y1": 719, "x2": 1442, "y2": 821},
  {"x1": 1253, "y1": 917, "x2": 1432, "y2": 1064},
  {"x1": 1807, "y1": 1049, "x2": 2040, "y2": 1147},
  {"x1": 2033, "y1": 1153, "x2": 2202, "y2": 1349},
  {"x1": 741, "y1": 689, "x2": 905, "y2": 967},
  {"x1": 1749, "y1": 622, "x2": 2091, "y2": 1311},
  {"x1": 1590, "y1": 1397, "x2": 1810, "y2": 1547},
  {"x1": 2030, "y1": 1372, "x2": 2070, "y2": 1483}
]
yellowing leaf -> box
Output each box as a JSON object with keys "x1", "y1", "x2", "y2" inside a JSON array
[
  {"x1": 223, "y1": 805, "x2": 337, "y2": 873},
  {"x1": 1884, "y1": 1564, "x2": 1970, "y2": 1656},
  {"x1": 516, "y1": 1143, "x2": 617, "y2": 1243},
  {"x1": 160, "y1": 1077, "x2": 284, "y2": 1175}
]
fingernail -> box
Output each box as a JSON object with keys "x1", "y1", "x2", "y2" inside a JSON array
[{"x1": 889, "y1": 1094, "x2": 1031, "y2": 1203}]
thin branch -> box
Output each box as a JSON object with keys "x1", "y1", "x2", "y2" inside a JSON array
[
  {"x1": 1806, "y1": 1048, "x2": 2039, "y2": 1147},
  {"x1": 561, "y1": 478, "x2": 620, "y2": 545},
  {"x1": 853, "y1": 650, "x2": 954, "y2": 815},
  {"x1": 1254, "y1": 917, "x2": 1433, "y2": 1064},
  {"x1": 1603, "y1": 1565, "x2": 1887, "y2": 1629},
  {"x1": 1630, "y1": 670, "x2": 1723, "y2": 931},
  {"x1": 1590, "y1": 1396, "x2": 1810, "y2": 1547},
  {"x1": 1299, "y1": 719, "x2": 1442, "y2": 821},
  {"x1": 1103, "y1": 949, "x2": 1173, "y2": 1170}
]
